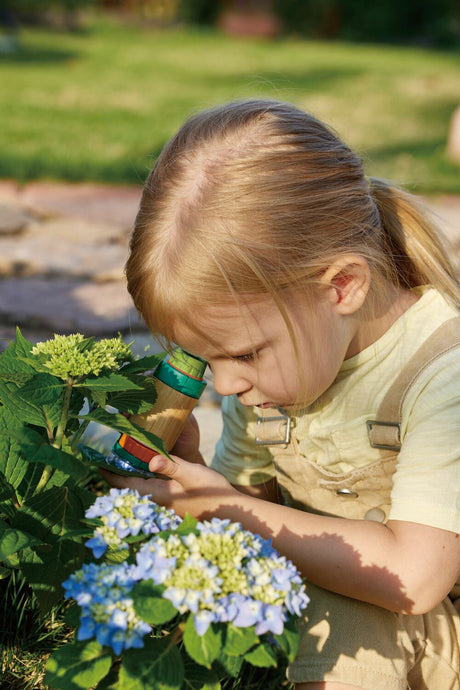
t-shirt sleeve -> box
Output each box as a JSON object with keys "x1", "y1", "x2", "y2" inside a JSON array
[
  {"x1": 389, "y1": 348, "x2": 460, "y2": 533},
  {"x1": 210, "y1": 395, "x2": 276, "y2": 486}
]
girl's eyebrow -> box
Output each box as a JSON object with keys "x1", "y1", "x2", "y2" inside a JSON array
[{"x1": 222, "y1": 341, "x2": 266, "y2": 359}]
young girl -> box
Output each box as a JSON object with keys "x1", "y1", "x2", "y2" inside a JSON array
[{"x1": 106, "y1": 99, "x2": 460, "y2": 689}]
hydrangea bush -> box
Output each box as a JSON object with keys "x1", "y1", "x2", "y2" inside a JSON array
[
  {"x1": 0, "y1": 329, "x2": 168, "y2": 611},
  {"x1": 46, "y1": 488, "x2": 309, "y2": 689}
]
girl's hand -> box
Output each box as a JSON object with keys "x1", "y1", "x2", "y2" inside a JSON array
[
  {"x1": 100, "y1": 453, "x2": 238, "y2": 520},
  {"x1": 169, "y1": 414, "x2": 205, "y2": 465}
]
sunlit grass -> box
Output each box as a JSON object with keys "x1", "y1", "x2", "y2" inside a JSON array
[
  {"x1": 0, "y1": 570, "x2": 73, "y2": 689},
  {"x1": 0, "y1": 15, "x2": 459, "y2": 190}
]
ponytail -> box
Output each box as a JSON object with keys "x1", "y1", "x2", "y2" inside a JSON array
[{"x1": 369, "y1": 178, "x2": 460, "y2": 305}]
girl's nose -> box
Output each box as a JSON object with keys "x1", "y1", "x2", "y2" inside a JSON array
[{"x1": 210, "y1": 362, "x2": 252, "y2": 398}]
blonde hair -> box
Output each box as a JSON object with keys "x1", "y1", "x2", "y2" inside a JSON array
[{"x1": 126, "y1": 99, "x2": 459, "y2": 341}]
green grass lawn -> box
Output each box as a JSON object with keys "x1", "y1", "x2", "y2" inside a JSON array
[{"x1": 1, "y1": 13, "x2": 460, "y2": 193}]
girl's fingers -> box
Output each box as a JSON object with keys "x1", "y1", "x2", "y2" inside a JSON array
[
  {"x1": 98, "y1": 467, "x2": 150, "y2": 492},
  {"x1": 148, "y1": 453, "x2": 191, "y2": 481}
]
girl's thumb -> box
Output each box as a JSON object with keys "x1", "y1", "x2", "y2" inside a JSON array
[{"x1": 148, "y1": 453, "x2": 180, "y2": 477}]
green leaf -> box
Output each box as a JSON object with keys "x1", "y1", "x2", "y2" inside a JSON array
[
  {"x1": 213, "y1": 652, "x2": 243, "y2": 678},
  {"x1": 244, "y1": 642, "x2": 278, "y2": 668},
  {"x1": 0, "y1": 332, "x2": 34, "y2": 381},
  {"x1": 120, "y1": 353, "x2": 164, "y2": 375},
  {"x1": 17, "y1": 372, "x2": 64, "y2": 404},
  {"x1": 88, "y1": 387, "x2": 107, "y2": 408},
  {"x1": 13, "y1": 485, "x2": 86, "y2": 540},
  {"x1": 104, "y1": 547, "x2": 130, "y2": 564},
  {"x1": 3, "y1": 423, "x2": 44, "y2": 453},
  {"x1": 60, "y1": 526, "x2": 94, "y2": 543},
  {"x1": 45, "y1": 639, "x2": 112, "y2": 690},
  {"x1": 94, "y1": 667, "x2": 120, "y2": 689},
  {"x1": 274, "y1": 619, "x2": 300, "y2": 662},
  {"x1": 76, "y1": 373, "x2": 144, "y2": 391},
  {"x1": 76, "y1": 335, "x2": 96, "y2": 353},
  {"x1": 223, "y1": 624, "x2": 259, "y2": 656},
  {"x1": 78, "y1": 409, "x2": 168, "y2": 456},
  {"x1": 0, "y1": 370, "x2": 33, "y2": 384},
  {"x1": 84, "y1": 372, "x2": 155, "y2": 413},
  {"x1": 0, "y1": 475, "x2": 19, "y2": 509},
  {"x1": 0, "y1": 565, "x2": 12, "y2": 579},
  {"x1": 181, "y1": 657, "x2": 221, "y2": 689},
  {"x1": 0, "y1": 521, "x2": 41, "y2": 558},
  {"x1": 0, "y1": 407, "x2": 33, "y2": 493},
  {"x1": 176, "y1": 512, "x2": 198, "y2": 536},
  {"x1": 16, "y1": 462, "x2": 49, "y2": 503},
  {"x1": 12, "y1": 486, "x2": 88, "y2": 611},
  {"x1": 3, "y1": 424, "x2": 88, "y2": 484},
  {"x1": 19, "y1": 537, "x2": 87, "y2": 612},
  {"x1": 0, "y1": 495, "x2": 18, "y2": 520},
  {"x1": 107, "y1": 378, "x2": 157, "y2": 415},
  {"x1": 31, "y1": 445, "x2": 89, "y2": 482},
  {"x1": 0, "y1": 410, "x2": 60, "y2": 502},
  {"x1": 16, "y1": 354, "x2": 59, "y2": 376},
  {"x1": 132, "y1": 580, "x2": 178, "y2": 625},
  {"x1": 119, "y1": 636, "x2": 184, "y2": 690},
  {"x1": 0, "y1": 373, "x2": 64, "y2": 429},
  {"x1": 64, "y1": 603, "x2": 81, "y2": 628},
  {"x1": 12, "y1": 327, "x2": 34, "y2": 357},
  {"x1": 183, "y1": 616, "x2": 222, "y2": 669},
  {"x1": 79, "y1": 443, "x2": 109, "y2": 466}
]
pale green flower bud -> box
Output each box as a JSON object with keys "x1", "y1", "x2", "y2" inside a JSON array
[{"x1": 31, "y1": 333, "x2": 133, "y2": 380}]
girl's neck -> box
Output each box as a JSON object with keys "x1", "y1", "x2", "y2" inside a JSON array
[{"x1": 347, "y1": 286, "x2": 420, "y2": 358}]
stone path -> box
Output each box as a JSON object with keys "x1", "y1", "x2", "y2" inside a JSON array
[
  {"x1": 0, "y1": 180, "x2": 144, "y2": 345},
  {"x1": 0, "y1": 180, "x2": 225, "y2": 460},
  {"x1": 0, "y1": 180, "x2": 458, "y2": 461}
]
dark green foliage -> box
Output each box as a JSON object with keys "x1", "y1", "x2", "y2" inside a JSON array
[
  {"x1": 177, "y1": 0, "x2": 220, "y2": 26},
  {"x1": 273, "y1": 0, "x2": 460, "y2": 46},
  {"x1": 0, "y1": 329, "x2": 164, "y2": 613},
  {"x1": 1, "y1": 0, "x2": 96, "y2": 30}
]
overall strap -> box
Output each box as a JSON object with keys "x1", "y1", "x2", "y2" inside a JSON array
[{"x1": 367, "y1": 317, "x2": 460, "y2": 451}]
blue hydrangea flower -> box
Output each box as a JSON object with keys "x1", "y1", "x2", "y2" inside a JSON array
[
  {"x1": 193, "y1": 609, "x2": 216, "y2": 636},
  {"x1": 85, "y1": 488, "x2": 182, "y2": 558},
  {"x1": 126, "y1": 513, "x2": 309, "y2": 637},
  {"x1": 63, "y1": 561, "x2": 151, "y2": 655},
  {"x1": 68, "y1": 488, "x2": 310, "y2": 651},
  {"x1": 255, "y1": 604, "x2": 285, "y2": 636}
]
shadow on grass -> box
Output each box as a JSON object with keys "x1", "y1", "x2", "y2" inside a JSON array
[
  {"x1": 241, "y1": 66, "x2": 365, "y2": 92},
  {"x1": 0, "y1": 150, "x2": 153, "y2": 185},
  {"x1": 164, "y1": 65, "x2": 366, "y2": 94},
  {"x1": 368, "y1": 136, "x2": 447, "y2": 161},
  {"x1": 0, "y1": 42, "x2": 78, "y2": 64},
  {"x1": 366, "y1": 97, "x2": 459, "y2": 160}
]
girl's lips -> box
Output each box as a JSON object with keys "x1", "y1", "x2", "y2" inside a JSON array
[{"x1": 255, "y1": 402, "x2": 278, "y2": 409}]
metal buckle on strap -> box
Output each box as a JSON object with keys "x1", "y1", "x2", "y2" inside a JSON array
[
  {"x1": 366, "y1": 420, "x2": 401, "y2": 451},
  {"x1": 255, "y1": 409, "x2": 291, "y2": 446}
]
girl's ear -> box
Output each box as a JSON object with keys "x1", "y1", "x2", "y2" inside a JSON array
[{"x1": 321, "y1": 255, "x2": 371, "y2": 315}]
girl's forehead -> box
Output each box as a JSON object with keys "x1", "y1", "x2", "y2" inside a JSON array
[{"x1": 171, "y1": 297, "x2": 286, "y2": 356}]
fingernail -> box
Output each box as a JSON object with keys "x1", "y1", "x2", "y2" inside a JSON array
[{"x1": 149, "y1": 454, "x2": 167, "y2": 472}]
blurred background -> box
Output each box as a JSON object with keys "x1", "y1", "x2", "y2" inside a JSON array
[
  {"x1": 1, "y1": 0, "x2": 460, "y2": 187},
  {"x1": 0, "y1": 0, "x2": 459, "y2": 358}
]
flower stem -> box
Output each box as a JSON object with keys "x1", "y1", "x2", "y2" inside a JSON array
[
  {"x1": 53, "y1": 378, "x2": 74, "y2": 450},
  {"x1": 70, "y1": 418, "x2": 90, "y2": 452},
  {"x1": 168, "y1": 622, "x2": 186, "y2": 648},
  {"x1": 35, "y1": 466, "x2": 54, "y2": 493}
]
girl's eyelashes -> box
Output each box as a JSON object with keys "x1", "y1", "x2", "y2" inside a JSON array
[{"x1": 233, "y1": 351, "x2": 257, "y2": 363}]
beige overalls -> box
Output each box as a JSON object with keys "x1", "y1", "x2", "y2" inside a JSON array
[{"x1": 254, "y1": 318, "x2": 460, "y2": 689}]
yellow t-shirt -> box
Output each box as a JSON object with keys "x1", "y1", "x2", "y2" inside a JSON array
[{"x1": 211, "y1": 287, "x2": 460, "y2": 533}]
